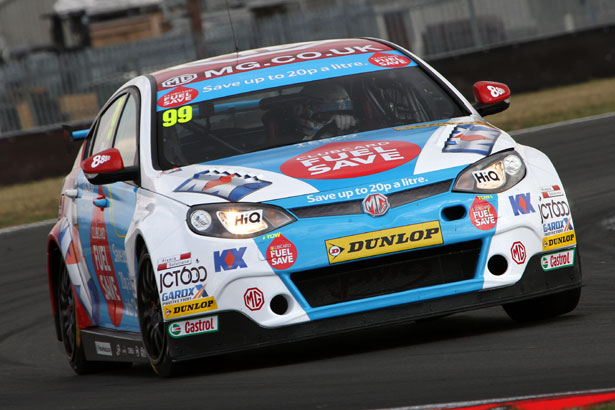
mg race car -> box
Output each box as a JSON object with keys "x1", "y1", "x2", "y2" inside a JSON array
[{"x1": 47, "y1": 38, "x2": 581, "y2": 376}]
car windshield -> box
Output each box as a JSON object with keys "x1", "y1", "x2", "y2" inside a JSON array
[{"x1": 155, "y1": 66, "x2": 467, "y2": 169}]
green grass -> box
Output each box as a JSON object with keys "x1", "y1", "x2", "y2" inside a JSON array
[
  {"x1": 0, "y1": 176, "x2": 64, "y2": 229},
  {"x1": 1, "y1": 77, "x2": 614, "y2": 230},
  {"x1": 488, "y1": 77, "x2": 615, "y2": 130}
]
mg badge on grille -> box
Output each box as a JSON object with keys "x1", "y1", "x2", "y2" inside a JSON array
[{"x1": 362, "y1": 193, "x2": 390, "y2": 217}]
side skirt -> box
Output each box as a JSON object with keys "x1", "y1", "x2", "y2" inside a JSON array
[{"x1": 81, "y1": 328, "x2": 149, "y2": 363}]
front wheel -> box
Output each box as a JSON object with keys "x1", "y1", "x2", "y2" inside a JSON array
[
  {"x1": 137, "y1": 249, "x2": 177, "y2": 377},
  {"x1": 503, "y1": 287, "x2": 581, "y2": 322}
]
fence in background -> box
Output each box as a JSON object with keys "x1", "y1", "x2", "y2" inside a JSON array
[{"x1": 1, "y1": 0, "x2": 615, "y2": 136}]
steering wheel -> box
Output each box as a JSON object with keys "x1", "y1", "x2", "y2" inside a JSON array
[{"x1": 313, "y1": 121, "x2": 339, "y2": 140}]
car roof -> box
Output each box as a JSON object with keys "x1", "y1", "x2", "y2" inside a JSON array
[{"x1": 150, "y1": 38, "x2": 394, "y2": 91}]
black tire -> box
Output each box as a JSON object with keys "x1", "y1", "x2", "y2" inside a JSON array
[
  {"x1": 137, "y1": 249, "x2": 177, "y2": 377},
  {"x1": 57, "y1": 258, "x2": 132, "y2": 374},
  {"x1": 57, "y1": 259, "x2": 97, "y2": 374},
  {"x1": 503, "y1": 287, "x2": 581, "y2": 322}
]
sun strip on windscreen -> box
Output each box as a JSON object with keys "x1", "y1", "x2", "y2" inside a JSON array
[{"x1": 155, "y1": 50, "x2": 418, "y2": 112}]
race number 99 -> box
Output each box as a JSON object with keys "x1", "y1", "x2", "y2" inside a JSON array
[{"x1": 162, "y1": 106, "x2": 193, "y2": 127}]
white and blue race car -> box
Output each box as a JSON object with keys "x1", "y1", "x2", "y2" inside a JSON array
[{"x1": 47, "y1": 38, "x2": 581, "y2": 376}]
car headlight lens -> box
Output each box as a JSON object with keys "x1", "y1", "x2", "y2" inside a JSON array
[
  {"x1": 187, "y1": 203, "x2": 295, "y2": 238},
  {"x1": 190, "y1": 209, "x2": 213, "y2": 231},
  {"x1": 453, "y1": 150, "x2": 526, "y2": 193}
]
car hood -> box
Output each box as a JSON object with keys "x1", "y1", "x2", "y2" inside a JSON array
[{"x1": 151, "y1": 116, "x2": 516, "y2": 207}]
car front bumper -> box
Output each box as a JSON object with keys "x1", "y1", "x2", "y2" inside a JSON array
[{"x1": 166, "y1": 248, "x2": 581, "y2": 362}]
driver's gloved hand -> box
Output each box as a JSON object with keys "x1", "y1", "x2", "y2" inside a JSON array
[{"x1": 330, "y1": 114, "x2": 357, "y2": 131}]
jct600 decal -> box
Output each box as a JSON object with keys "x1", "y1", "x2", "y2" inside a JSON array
[
  {"x1": 539, "y1": 198, "x2": 570, "y2": 222},
  {"x1": 159, "y1": 265, "x2": 207, "y2": 293}
]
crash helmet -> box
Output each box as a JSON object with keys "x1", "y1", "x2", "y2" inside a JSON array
[{"x1": 295, "y1": 83, "x2": 354, "y2": 138}]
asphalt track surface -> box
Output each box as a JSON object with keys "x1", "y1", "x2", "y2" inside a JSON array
[{"x1": 1, "y1": 114, "x2": 614, "y2": 410}]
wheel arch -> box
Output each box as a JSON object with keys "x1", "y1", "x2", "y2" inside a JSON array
[
  {"x1": 47, "y1": 236, "x2": 64, "y2": 341},
  {"x1": 134, "y1": 234, "x2": 148, "y2": 271}
]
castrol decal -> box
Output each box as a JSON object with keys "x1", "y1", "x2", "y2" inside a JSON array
[
  {"x1": 541, "y1": 249, "x2": 575, "y2": 271},
  {"x1": 280, "y1": 141, "x2": 420, "y2": 179}
]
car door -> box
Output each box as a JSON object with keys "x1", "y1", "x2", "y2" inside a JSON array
[{"x1": 76, "y1": 89, "x2": 140, "y2": 331}]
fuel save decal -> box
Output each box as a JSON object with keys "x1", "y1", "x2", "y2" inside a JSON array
[
  {"x1": 325, "y1": 221, "x2": 442, "y2": 264},
  {"x1": 157, "y1": 87, "x2": 199, "y2": 108},
  {"x1": 469, "y1": 196, "x2": 497, "y2": 230},
  {"x1": 266, "y1": 234, "x2": 297, "y2": 270},
  {"x1": 89, "y1": 186, "x2": 124, "y2": 327},
  {"x1": 280, "y1": 140, "x2": 420, "y2": 179}
]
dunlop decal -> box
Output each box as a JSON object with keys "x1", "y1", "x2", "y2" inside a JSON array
[
  {"x1": 542, "y1": 231, "x2": 576, "y2": 252},
  {"x1": 163, "y1": 296, "x2": 218, "y2": 320},
  {"x1": 325, "y1": 221, "x2": 442, "y2": 264}
]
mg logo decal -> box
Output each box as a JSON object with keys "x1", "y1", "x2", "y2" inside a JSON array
[
  {"x1": 510, "y1": 241, "x2": 526, "y2": 264},
  {"x1": 244, "y1": 288, "x2": 264, "y2": 311},
  {"x1": 161, "y1": 73, "x2": 197, "y2": 88},
  {"x1": 362, "y1": 193, "x2": 390, "y2": 217}
]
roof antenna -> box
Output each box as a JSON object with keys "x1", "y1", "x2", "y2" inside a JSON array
[
  {"x1": 224, "y1": 0, "x2": 240, "y2": 61},
  {"x1": 188, "y1": 0, "x2": 206, "y2": 59}
]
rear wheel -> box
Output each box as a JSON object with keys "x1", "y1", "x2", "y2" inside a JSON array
[
  {"x1": 503, "y1": 287, "x2": 581, "y2": 322},
  {"x1": 137, "y1": 249, "x2": 177, "y2": 377},
  {"x1": 57, "y1": 259, "x2": 95, "y2": 374}
]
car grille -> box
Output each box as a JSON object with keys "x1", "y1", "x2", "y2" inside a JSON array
[
  {"x1": 291, "y1": 240, "x2": 481, "y2": 308},
  {"x1": 289, "y1": 180, "x2": 452, "y2": 218}
]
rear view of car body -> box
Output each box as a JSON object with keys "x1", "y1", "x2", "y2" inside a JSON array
[{"x1": 46, "y1": 38, "x2": 581, "y2": 375}]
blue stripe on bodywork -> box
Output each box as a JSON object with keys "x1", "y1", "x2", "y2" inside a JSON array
[{"x1": 255, "y1": 189, "x2": 498, "y2": 321}]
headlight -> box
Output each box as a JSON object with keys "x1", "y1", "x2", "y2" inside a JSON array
[
  {"x1": 187, "y1": 203, "x2": 295, "y2": 238},
  {"x1": 453, "y1": 150, "x2": 526, "y2": 193}
]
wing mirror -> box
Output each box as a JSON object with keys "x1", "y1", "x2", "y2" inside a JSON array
[
  {"x1": 472, "y1": 81, "x2": 511, "y2": 116},
  {"x1": 82, "y1": 148, "x2": 139, "y2": 185}
]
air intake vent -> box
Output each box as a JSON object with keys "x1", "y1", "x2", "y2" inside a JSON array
[{"x1": 291, "y1": 240, "x2": 481, "y2": 307}]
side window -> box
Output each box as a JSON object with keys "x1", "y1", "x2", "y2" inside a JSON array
[
  {"x1": 91, "y1": 95, "x2": 128, "y2": 156},
  {"x1": 113, "y1": 95, "x2": 138, "y2": 167}
]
